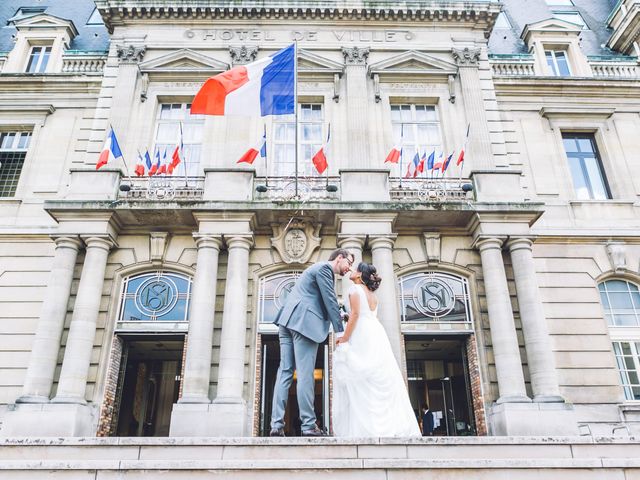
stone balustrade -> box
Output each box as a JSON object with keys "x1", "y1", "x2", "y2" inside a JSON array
[
  {"x1": 589, "y1": 58, "x2": 640, "y2": 78},
  {"x1": 489, "y1": 55, "x2": 536, "y2": 76},
  {"x1": 61, "y1": 52, "x2": 107, "y2": 74}
]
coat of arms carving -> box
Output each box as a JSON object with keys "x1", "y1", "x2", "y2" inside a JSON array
[{"x1": 271, "y1": 220, "x2": 321, "y2": 264}]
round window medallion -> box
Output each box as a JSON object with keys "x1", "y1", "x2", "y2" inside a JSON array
[
  {"x1": 274, "y1": 277, "x2": 297, "y2": 310},
  {"x1": 412, "y1": 277, "x2": 456, "y2": 318},
  {"x1": 135, "y1": 276, "x2": 179, "y2": 317}
]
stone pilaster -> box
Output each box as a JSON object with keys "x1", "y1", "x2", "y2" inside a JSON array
[
  {"x1": 342, "y1": 47, "x2": 370, "y2": 169},
  {"x1": 452, "y1": 47, "x2": 494, "y2": 170},
  {"x1": 369, "y1": 235, "x2": 403, "y2": 367},
  {"x1": 17, "y1": 236, "x2": 82, "y2": 403},
  {"x1": 476, "y1": 237, "x2": 530, "y2": 404},
  {"x1": 179, "y1": 234, "x2": 223, "y2": 403},
  {"x1": 52, "y1": 236, "x2": 115, "y2": 404},
  {"x1": 507, "y1": 237, "x2": 564, "y2": 403},
  {"x1": 337, "y1": 235, "x2": 365, "y2": 302}
]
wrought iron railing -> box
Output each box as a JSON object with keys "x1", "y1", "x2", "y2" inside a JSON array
[
  {"x1": 118, "y1": 176, "x2": 205, "y2": 200},
  {"x1": 389, "y1": 178, "x2": 472, "y2": 202},
  {"x1": 254, "y1": 176, "x2": 340, "y2": 202}
]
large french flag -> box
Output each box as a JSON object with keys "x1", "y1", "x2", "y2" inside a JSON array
[
  {"x1": 96, "y1": 127, "x2": 123, "y2": 170},
  {"x1": 191, "y1": 45, "x2": 295, "y2": 117}
]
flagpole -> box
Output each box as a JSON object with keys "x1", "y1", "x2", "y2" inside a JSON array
[
  {"x1": 264, "y1": 123, "x2": 269, "y2": 188},
  {"x1": 294, "y1": 41, "x2": 299, "y2": 199}
]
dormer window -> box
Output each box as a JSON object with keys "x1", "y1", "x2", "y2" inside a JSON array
[
  {"x1": 545, "y1": 49, "x2": 571, "y2": 76},
  {"x1": 26, "y1": 45, "x2": 52, "y2": 73}
]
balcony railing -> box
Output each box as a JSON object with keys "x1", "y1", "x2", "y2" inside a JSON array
[
  {"x1": 61, "y1": 52, "x2": 108, "y2": 74},
  {"x1": 254, "y1": 176, "x2": 341, "y2": 202},
  {"x1": 489, "y1": 54, "x2": 536, "y2": 77},
  {"x1": 389, "y1": 178, "x2": 471, "y2": 202},
  {"x1": 118, "y1": 176, "x2": 205, "y2": 200},
  {"x1": 589, "y1": 58, "x2": 640, "y2": 78}
]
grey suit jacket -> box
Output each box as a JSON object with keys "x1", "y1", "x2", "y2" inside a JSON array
[{"x1": 274, "y1": 261, "x2": 344, "y2": 343}]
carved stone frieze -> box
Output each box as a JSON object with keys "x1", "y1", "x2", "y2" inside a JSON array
[
  {"x1": 271, "y1": 219, "x2": 321, "y2": 264},
  {"x1": 452, "y1": 47, "x2": 481, "y2": 67},
  {"x1": 116, "y1": 44, "x2": 146, "y2": 64},
  {"x1": 229, "y1": 45, "x2": 259, "y2": 65},
  {"x1": 342, "y1": 46, "x2": 369, "y2": 66}
]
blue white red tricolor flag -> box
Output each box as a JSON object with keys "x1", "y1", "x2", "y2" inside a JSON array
[
  {"x1": 457, "y1": 123, "x2": 470, "y2": 166},
  {"x1": 312, "y1": 124, "x2": 330, "y2": 174},
  {"x1": 405, "y1": 151, "x2": 420, "y2": 178},
  {"x1": 96, "y1": 127, "x2": 123, "y2": 170},
  {"x1": 238, "y1": 126, "x2": 267, "y2": 165},
  {"x1": 191, "y1": 45, "x2": 295, "y2": 117}
]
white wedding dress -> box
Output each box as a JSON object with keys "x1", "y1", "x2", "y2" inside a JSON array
[{"x1": 333, "y1": 284, "x2": 421, "y2": 437}]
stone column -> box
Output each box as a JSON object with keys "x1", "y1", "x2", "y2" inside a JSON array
[
  {"x1": 452, "y1": 47, "x2": 494, "y2": 170},
  {"x1": 213, "y1": 235, "x2": 254, "y2": 403},
  {"x1": 369, "y1": 235, "x2": 403, "y2": 366},
  {"x1": 342, "y1": 47, "x2": 370, "y2": 169},
  {"x1": 337, "y1": 235, "x2": 365, "y2": 301},
  {"x1": 17, "y1": 236, "x2": 82, "y2": 403},
  {"x1": 507, "y1": 237, "x2": 564, "y2": 402},
  {"x1": 52, "y1": 236, "x2": 114, "y2": 404},
  {"x1": 476, "y1": 237, "x2": 530, "y2": 403},
  {"x1": 179, "y1": 234, "x2": 223, "y2": 403}
]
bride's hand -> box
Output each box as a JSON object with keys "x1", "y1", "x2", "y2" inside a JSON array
[{"x1": 336, "y1": 336, "x2": 349, "y2": 346}]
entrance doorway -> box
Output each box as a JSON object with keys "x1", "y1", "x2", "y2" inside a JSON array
[
  {"x1": 115, "y1": 336, "x2": 184, "y2": 437},
  {"x1": 258, "y1": 334, "x2": 329, "y2": 436},
  {"x1": 405, "y1": 335, "x2": 476, "y2": 436}
]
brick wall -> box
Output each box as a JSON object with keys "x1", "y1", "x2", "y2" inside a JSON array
[
  {"x1": 252, "y1": 333, "x2": 262, "y2": 437},
  {"x1": 466, "y1": 334, "x2": 488, "y2": 436},
  {"x1": 96, "y1": 336, "x2": 123, "y2": 437}
]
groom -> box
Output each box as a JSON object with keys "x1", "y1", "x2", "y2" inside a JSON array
[{"x1": 270, "y1": 248, "x2": 354, "y2": 436}]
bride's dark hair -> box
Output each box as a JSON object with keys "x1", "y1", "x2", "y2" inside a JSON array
[{"x1": 357, "y1": 262, "x2": 382, "y2": 292}]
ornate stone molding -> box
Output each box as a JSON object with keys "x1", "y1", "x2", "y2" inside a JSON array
[
  {"x1": 116, "y1": 44, "x2": 146, "y2": 64},
  {"x1": 271, "y1": 220, "x2": 321, "y2": 264},
  {"x1": 606, "y1": 242, "x2": 628, "y2": 272},
  {"x1": 342, "y1": 46, "x2": 369, "y2": 66},
  {"x1": 229, "y1": 45, "x2": 259, "y2": 65},
  {"x1": 452, "y1": 47, "x2": 481, "y2": 67}
]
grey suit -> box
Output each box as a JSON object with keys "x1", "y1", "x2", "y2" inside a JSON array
[{"x1": 270, "y1": 261, "x2": 344, "y2": 432}]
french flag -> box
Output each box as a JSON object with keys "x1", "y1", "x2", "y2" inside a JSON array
[
  {"x1": 191, "y1": 45, "x2": 295, "y2": 117},
  {"x1": 96, "y1": 127, "x2": 123, "y2": 170},
  {"x1": 312, "y1": 124, "x2": 330, "y2": 174},
  {"x1": 416, "y1": 151, "x2": 427, "y2": 177},
  {"x1": 405, "y1": 152, "x2": 420, "y2": 178},
  {"x1": 149, "y1": 150, "x2": 160, "y2": 176},
  {"x1": 385, "y1": 145, "x2": 402, "y2": 164},
  {"x1": 443, "y1": 151, "x2": 454, "y2": 172},
  {"x1": 457, "y1": 123, "x2": 470, "y2": 166},
  {"x1": 238, "y1": 127, "x2": 267, "y2": 165}
]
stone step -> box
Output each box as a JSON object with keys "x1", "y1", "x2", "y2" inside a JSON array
[{"x1": 0, "y1": 436, "x2": 639, "y2": 479}]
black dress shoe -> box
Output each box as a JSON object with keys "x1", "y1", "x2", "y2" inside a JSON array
[
  {"x1": 269, "y1": 428, "x2": 285, "y2": 437},
  {"x1": 301, "y1": 425, "x2": 327, "y2": 437}
]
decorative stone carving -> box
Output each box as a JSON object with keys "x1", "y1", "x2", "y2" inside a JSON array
[
  {"x1": 150, "y1": 232, "x2": 169, "y2": 263},
  {"x1": 452, "y1": 47, "x2": 481, "y2": 67},
  {"x1": 116, "y1": 44, "x2": 146, "y2": 64},
  {"x1": 229, "y1": 45, "x2": 259, "y2": 65},
  {"x1": 423, "y1": 232, "x2": 441, "y2": 264},
  {"x1": 342, "y1": 46, "x2": 369, "y2": 66},
  {"x1": 271, "y1": 220, "x2": 321, "y2": 264},
  {"x1": 606, "y1": 242, "x2": 627, "y2": 272}
]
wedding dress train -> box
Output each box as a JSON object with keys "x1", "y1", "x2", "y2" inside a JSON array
[{"x1": 332, "y1": 284, "x2": 421, "y2": 437}]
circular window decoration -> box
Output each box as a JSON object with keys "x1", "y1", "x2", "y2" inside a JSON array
[
  {"x1": 412, "y1": 277, "x2": 456, "y2": 317},
  {"x1": 134, "y1": 275, "x2": 179, "y2": 317},
  {"x1": 274, "y1": 277, "x2": 297, "y2": 310}
]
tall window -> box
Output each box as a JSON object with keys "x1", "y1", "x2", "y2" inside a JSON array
[
  {"x1": 562, "y1": 133, "x2": 610, "y2": 200},
  {"x1": 390, "y1": 104, "x2": 441, "y2": 174},
  {"x1": 154, "y1": 103, "x2": 203, "y2": 176},
  {"x1": 545, "y1": 50, "x2": 571, "y2": 76},
  {"x1": 272, "y1": 103, "x2": 323, "y2": 177},
  {"x1": 612, "y1": 342, "x2": 640, "y2": 401},
  {"x1": 0, "y1": 131, "x2": 31, "y2": 197},
  {"x1": 599, "y1": 280, "x2": 640, "y2": 327},
  {"x1": 26, "y1": 46, "x2": 51, "y2": 73}
]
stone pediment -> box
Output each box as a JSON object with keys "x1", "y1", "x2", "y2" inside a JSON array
[
  {"x1": 298, "y1": 49, "x2": 344, "y2": 76},
  {"x1": 368, "y1": 51, "x2": 458, "y2": 78},
  {"x1": 521, "y1": 18, "x2": 583, "y2": 43},
  {"x1": 139, "y1": 49, "x2": 229, "y2": 73},
  {"x1": 12, "y1": 13, "x2": 78, "y2": 38}
]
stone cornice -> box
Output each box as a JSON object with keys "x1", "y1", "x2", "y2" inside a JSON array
[
  {"x1": 95, "y1": 1, "x2": 501, "y2": 33},
  {"x1": 492, "y1": 76, "x2": 640, "y2": 99}
]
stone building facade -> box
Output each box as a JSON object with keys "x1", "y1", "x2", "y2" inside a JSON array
[{"x1": 0, "y1": 0, "x2": 639, "y2": 439}]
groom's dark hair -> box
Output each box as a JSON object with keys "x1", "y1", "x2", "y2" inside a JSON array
[{"x1": 328, "y1": 248, "x2": 353, "y2": 262}]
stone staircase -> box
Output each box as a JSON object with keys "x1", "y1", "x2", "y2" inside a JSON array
[{"x1": 0, "y1": 436, "x2": 639, "y2": 479}]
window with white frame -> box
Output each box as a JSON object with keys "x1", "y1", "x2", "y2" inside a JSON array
[
  {"x1": 612, "y1": 341, "x2": 640, "y2": 400},
  {"x1": 552, "y1": 11, "x2": 587, "y2": 29},
  {"x1": 545, "y1": 49, "x2": 571, "y2": 76},
  {"x1": 272, "y1": 103, "x2": 324, "y2": 177},
  {"x1": 153, "y1": 103, "x2": 204, "y2": 176},
  {"x1": 118, "y1": 271, "x2": 192, "y2": 323},
  {"x1": 390, "y1": 104, "x2": 442, "y2": 176},
  {"x1": 0, "y1": 131, "x2": 31, "y2": 197},
  {"x1": 257, "y1": 271, "x2": 302, "y2": 332},
  {"x1": 599, "y1": 279, "x2": 640, "y2": 401},
  {"x1": 562, "y1": 133, "x2": 610, "y2": 200},
  {"x1": 26, "y1": 45, "x2": 52, "y2": 73}
]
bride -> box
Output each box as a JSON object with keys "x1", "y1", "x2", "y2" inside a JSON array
[{"x1": 333, "y1": 262, "x2": 421, "y2": 437}]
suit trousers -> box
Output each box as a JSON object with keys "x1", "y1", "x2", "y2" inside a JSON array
[{"x1": 270, "y1": 324, "x2": 319, "y2": 432}]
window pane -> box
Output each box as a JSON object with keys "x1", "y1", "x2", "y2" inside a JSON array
[
  {"x1": 546, "y1": 51, "x2": 558, "y2": 75},
  {"x1": 567, "y1": 157, "x2": 590, "y2": 199},
  {"x1": 0, "y1": 151, "x2": 27, "y2": 197},
  {"x1": 577, "y1": 138, "x2": 593, "y2": 152},
  {"x1": 584, "y1": 157, "x2": 608, "y2": 199},
  {"x1": 1, "y1": 133, "x2": 16, "y2": 149},
  {"x1": 555, "y1": 51, "x2": 570, "y2": 76},
  {"x1": 606, "y1": 280, "x2": 629, "y2": 292},
  {"x1": 563, "y1": 137, "x2": 579, "y2": 153},
  {"x1": 26, "y1": 48, "x2": 40, "y2": 73}
]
